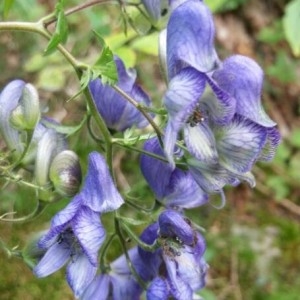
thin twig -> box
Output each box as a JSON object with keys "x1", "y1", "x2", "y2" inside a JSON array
[{"x1": 44, "y1": 0, "x2": 115, "y2": 27}]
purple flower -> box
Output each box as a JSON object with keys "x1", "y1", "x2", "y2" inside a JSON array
[
  {"x1": 139, "y1": 210, "x2": 208, "y2": 299},
  {"x1": 140, "y1": 137, "x2": 208, "y2": 209},
  {"x1": 34, "y1": 152, "x2": 124, "y2": 297},
  {"x1": 34, "y1": 205, "x2": 104, "y2": 298},
  {"x1": 89, "y1": 56, "x2": 152, "y2": 132},
  {"x1": 81, "y1": 247, "x2": 146, "y2": 300},
  {"x1": 160, "y1": 0, "x2": 280, "y2": 198}
]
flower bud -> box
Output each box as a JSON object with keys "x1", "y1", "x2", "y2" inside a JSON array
[
  {"x1": 49, "y1": 150, "x2": 82, "y2": 197},
  {"x1": 10, "y1": 83, "x2": 40, "y2": 131},
  {"x1": 34, "y1": 127, "x2": 67, "y2": 201},
  {"x1": 0, "y1": 80, "x2": 26, "y2": 156}
]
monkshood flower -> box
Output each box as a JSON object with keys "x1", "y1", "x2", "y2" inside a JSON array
[
  {"x1": 140, "y1": 137, "x2": 208, "y2": 208},
  {"x1": 139, "y1": 210, "x2": 208, "y2": 300},
  {"x1": 34, "y1": 151, "x2": 124, "y2": 298},
  {"x1": 161, "y1": 0, "x2": 235, "y2": 168},
  {"x1": 160, "y1": 0, "x2": 280, "y2": 197},
  {"x1": 89, "y1": 56, "x2": 152, "y2": 132},
  {"x1": 0, "y1": 79, "x2": 40, "y2": 157},
  {"x1": 81, "y1": 247, "x2": 147, "y2": 300}
]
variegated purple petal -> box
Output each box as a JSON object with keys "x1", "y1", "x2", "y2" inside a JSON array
[
  {"x1": 228, "y1": 171, "x2": 256, "y2": 188},
  {"x1": 110, "y1": 248, "x2": 144, "y2": 300},
  {"x1": 66, "y1": 253, "x2": 98, "y2": 298},
  {"x1": 147, "y1": 277, "x2": 169, "y2": 300},
  {"x1": 167, "y1": 0, "x2": 219, "y2": 79},
  {"x1": 158, "y1": 210, "x2": 194, "y2": 245},
  {"x1": 164, "y1": 170, "x2": 209, "y2": 209},
  {"x1": 72, "y1": 206, "x2": 106, "y2": 266},
  {"x1": 212, "y1": 55, "x2": 276, "y2": 127},
  {"x1": 140, "y1": 137, "x2": 173, "y2": 199},
  {"x1": 205, "y1": 77, "x2": 236, "y2": 124},
  {"x1": 81, "y1": 152, "x2": 124, "y2": 212},
  {"x1": 188, "y1": 159, "x2": 235, "y2": 193},
  {"x1": 184, "y1": 123, "x2": 218, "y2": 163},
  {"x1": 89, "y1": 79, "x2": 126, "y2": 130},
  {"x1": 258, "y1": 126, "x2": 281, "y2": 161},
  {"x1": 138, "y1": 223, "x2": 162, "y2": 276},
  {"x1": 114, "y1": 56, "x2": 137, "y2": 91},
  {"x1": 164, "y1": 67, "x2": 206, "y2": 167},
  {"x1": 81, "y1": 275, "x2": 110, "y2": 300},
  {"x1": 37, "y1": 196, "x2": 81, "y2": 248},
  {"x1": 89, "y1": 56, "x2": 151, "y2": 132},
  {"x1": 164, "y1": 257, "x2": 193, "y2": 300},
  {"x1": 214, "y1": 115, "x2": 267, "y2": 173},
  {"x1": 33, "y1": 242, "x2": 70, "y2": 277}
]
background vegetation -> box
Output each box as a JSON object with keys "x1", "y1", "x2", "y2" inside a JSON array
[{"x1": 0, "y1": 0, "x2": 299, "y2": 299}]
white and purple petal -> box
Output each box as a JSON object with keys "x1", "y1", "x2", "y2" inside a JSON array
[
  {"x1": 81, "y1": 275, "x2": 111, "y2": 300},
  {"x1": 33, "y1": 241, "x2": 70, "y2": 277},
  {"x1": 187, "y1": 158, "x2": 235, "y2": 194},
  {"x1": 164, "y1": 169, "x2": 209, "y2": 209},
  {"x1": 258, "y1": 126, "x2": 281, "y2": 161},
  {"x1": 205, "y1": 77, "x2": 236, "y2": 125},
  {"x1": 183, "y1": 123, "x2": 218, "y2": 163},
  {"x1": 72, "y1": 206, "x2": 106, "y2": 266},
  {"x1": 167, "y1": 0, "x2": 219, "y2": 79},
  {"x1": 110, "y1": 248, "x2": 144, "y2": 300},
  {"x1": 164, "y1": 67, "x2": 206, "y2": 167},
  {"x1": 214, "y1": 115, "x2": 267, "y2": 173},
  {"x1": 66, "y1": 252, "x2": 98, "y2": 298},
  {"x1": 81, "y1": 152, "x2": 124, "y2": 212},
  {"x1": 164, "y1": 257, "x2": 193, "y2": 300},
  {"x1": 212, "y1": 55, "x2": 276, "y2": 127}
]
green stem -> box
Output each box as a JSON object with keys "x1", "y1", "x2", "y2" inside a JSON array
[
  {"x1": 112, "y1": 85, "x2": 164, "y2": 146},
  {"x1": 0, "y1": 201, "x2": 47, "y2": 223},
  {"x1": 113, "y1": 141, "x2": 168, "y2": 162},
  {"x1": 83, "y1": 88, "x2": 113, "y2": 171},
  {"x1": 99, "y1": 233, "x2": 117, "y2": 272},
  {"x1": 41, "y1": 0, "x2": 116, "y2": 27},
  {"x1": 119, "y1": 220, "x2": 159, "y2": 252},
  {"x1": 115, "y1": 216, "x2": 148, "y2": 290}
]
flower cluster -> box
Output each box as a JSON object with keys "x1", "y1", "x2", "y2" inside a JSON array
[
  {"x1": 150, "y1": 0, "x2": 280, "y2": 203},
  {"x1": 34, "y1": 152, "x2": 124, "y2": 297},
  {"x1": 0, "y1": 0, "x2": 280, "y2": 299}
]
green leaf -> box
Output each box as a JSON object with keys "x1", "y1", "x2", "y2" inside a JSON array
[
  {"x1": 283, "y1": 0, "x2": 300, "y2": 56},
  {"x1": 3, "y1": 0, "x2": 15, "y2": 19},
  {"x1": 93, "y1": 31, "x2": 118, "y2": 85},
  {"x1": 44, "y1": 0, "x2": 68, "y2": 56},
  {"x1": 41, "y1": 115, "x2": 87, "y2": 136}
]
